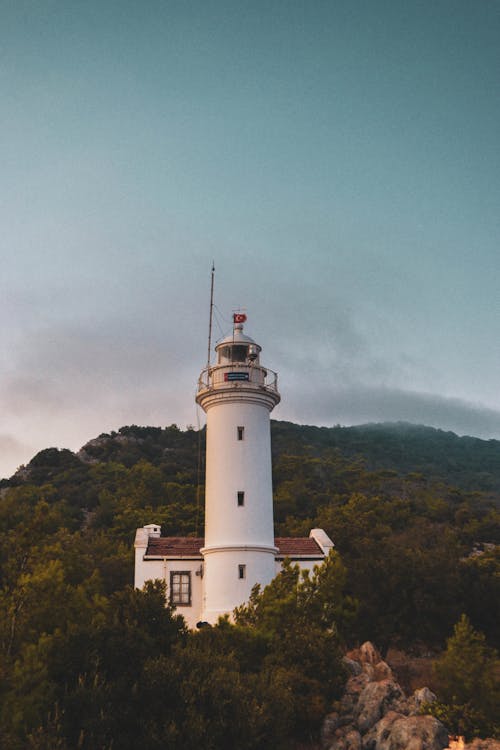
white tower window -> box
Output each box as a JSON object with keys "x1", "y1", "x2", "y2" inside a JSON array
[
  {"x1": 237, "y1": 491, "x2": 245, "y2": 506},
  {"x1": 237, "y1": 426, "x2": 244, "y2": 441},
  {"x1": 238, "y1": 564, "x2": 246, "y2": 579}
]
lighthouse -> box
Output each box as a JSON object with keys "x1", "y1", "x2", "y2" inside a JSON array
[
  {"x1": 134, "y1": 311, "x2": 334, "y2": 629},
  {"x1": 196, "y1": 313, "x2": 280, "y2": 623}
]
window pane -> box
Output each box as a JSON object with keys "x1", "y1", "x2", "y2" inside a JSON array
[
  {"x1": 231, "y1": 345, "x2": 248, "y2": 362},
  {"x1": 170, "y1": 572, "x2": 191, "y2": 605}
]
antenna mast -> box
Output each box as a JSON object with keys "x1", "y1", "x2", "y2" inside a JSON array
[{"x1": 206, "y1": 262, "x2": 215, "y2": 369}]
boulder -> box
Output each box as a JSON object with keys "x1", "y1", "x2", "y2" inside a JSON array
[
  {"x1": 346, "y1": 642, "x2": 394, "y2": 682},
  {"x1": 344, "y1": 656, "x2": 363, "y2": 677},
  {"x1": 406, "y1": 687, "x2": 438, "y2": 715},
  {"x1": 373, "y1": 660, "x2": 394, "y2": 682},
  {"x1": 362, "y1": 711, "x2": 404, "y2": 750},
  {"x1": 356, "y1": 680, "x2": 405, "y2": 733},
  {"x1": 360, "y1": 642, "x2": 383, "y2": 666},
  {"x1": 322, "y1": 712, "x2": 340, "y2": 747},
  {"x1": 373, "y1": 715, "x2": 449, "y2": 750},
  {"x1": 341, "y1": 673, "x2": 371, "y2": 716},
  {"x1": 328, "y1": 727, "x2": 363, "y2": 750},
  {"x1": 323, "y1": 641, "x2": 448, "y2": 750}
]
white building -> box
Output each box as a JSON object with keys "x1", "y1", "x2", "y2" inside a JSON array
[{"x1": 134, "y1": 314, "x2": 334, "y2": 628}]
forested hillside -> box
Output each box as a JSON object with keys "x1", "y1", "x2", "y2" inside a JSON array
[{"x1": 1, "y1": 421, "x2": 498, "y2": 748}]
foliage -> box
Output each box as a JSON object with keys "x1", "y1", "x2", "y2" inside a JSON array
[
  {"x1": 0, "y1": 420, "x2": 499, "y2": 746},
  {"x1": 424, "y1": 615, "x2": 500, "y2": 739},
  {"x1": 234, "y1": 553, "x2": 351, "y2": 739}
]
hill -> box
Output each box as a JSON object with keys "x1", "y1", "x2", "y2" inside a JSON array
[
  {"x1": 5, "y1": 419, "x2": 500, "y2": 493},
  {"x1": 271, "y1": 421, "x2": 500, "y2": 494},
  {"x1": 0, "y1": 420, "x2": 498, "y2": 748},
  {"x1": 1, "y1": 419, "x2": 498, "y2": 643}
]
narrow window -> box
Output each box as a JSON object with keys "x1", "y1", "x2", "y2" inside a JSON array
[
  {"x1": 237, "y1": 491, "x2": 245, "y2": 506},
  {"x1": 170, "y1": 571, "x2": 192, "y2": 606},
  {"x1": 237, "y1": 426, "x2": 244, "y2": 441},
  {"x1": 238, "y1": 564, "x2": 246, "y2": 579}
]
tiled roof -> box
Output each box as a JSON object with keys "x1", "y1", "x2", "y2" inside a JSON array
[
  {"x1": 145, "y1": 536, "x2": 324, "y2": 558},
  {"x1": 145, "y1": 537, "x2": 204, "y2": 557},
  {"x1": 275, "y1": 537, "x2": 324, "y2": 557}
]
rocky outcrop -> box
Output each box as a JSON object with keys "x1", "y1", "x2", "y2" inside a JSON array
[
  {"x1": 364, "y1": 715, "x2": 449, "y2": 750},
  {"x1": 448, "y1": 741, "x2": 500, "y2": 750},
  {"x1": 322, "y1": 642, "x2": 448, "y2": 750}
]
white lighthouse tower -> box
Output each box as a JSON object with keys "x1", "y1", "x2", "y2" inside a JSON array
[{"x1": 196, "y1": 314, "x2": 280, "y2": 623}]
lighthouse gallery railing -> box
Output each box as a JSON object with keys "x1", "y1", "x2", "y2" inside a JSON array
[{"x1": 197, "y1": 364, "x2": 279, "y2": 394}]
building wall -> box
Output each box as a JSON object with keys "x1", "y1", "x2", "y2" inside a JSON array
[
  {"x1": 135, "y1": 554, "x2": 327, "y2": 629},
  {"x1": 135, "y1": 552, "x2": 203, "y2": 629},
  {"x1": 134, "y1": 527, "x2": 334, "y2": 629}
]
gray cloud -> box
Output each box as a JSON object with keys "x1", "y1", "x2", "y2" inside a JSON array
[
  {"x1": 2, "y1": 318, "x2": 198, "y2": 412},
  {"x1": 279, "y1": 382, "x2": 500, "y2": 440},
  {"x1": 2, "y1": 297, "x2": 499, "y2": 481},
  {"x1": 0, "y1": 434, "x2": 34, "y2": 472},
  {"x1": 0, "y1": 318, "x2": 204, "y2": 477}
]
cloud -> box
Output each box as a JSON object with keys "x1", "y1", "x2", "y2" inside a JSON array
[
  {"x1": 2, "y1": 318, "x2": 199, "y2": 413},
  {"x1": 0, "y1": 434, "x2": 35, "y2": 473},
  {"x1": 279, "y1": 382, "x2": 500, "y2": 440},
  {"x1": 0, "y1": 318, "x2": 204, "y2": 478},
  {"x1": 2, "y1": 299, "x2": 499, "y2": 481}
]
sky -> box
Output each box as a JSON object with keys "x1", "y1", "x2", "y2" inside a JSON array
[{"x1": 1, "y1": 0, "x2": 499, "y2": 478}]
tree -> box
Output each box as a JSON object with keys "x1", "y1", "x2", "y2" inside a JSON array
[
  {"x1": 425, "y1": 615, "x2": 500, "y2": 739},
  {"x1": 234, "y1": 552, "x2": 351, "y2": 741}
]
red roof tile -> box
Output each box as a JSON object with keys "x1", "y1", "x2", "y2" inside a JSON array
[
  {"x1": 275, "y1": 537, "x2": 324, "y2": 557},
  {"x1": 145, "y1": 536, "x2": 324, "y2": 558},
  {"x1": 146, "y1": 537, "x2": 204, "y2": 557}
]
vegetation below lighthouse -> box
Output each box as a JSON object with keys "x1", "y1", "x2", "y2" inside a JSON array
[{"x1": 0, "y1": 420, "x2": 498, "y2": 748}]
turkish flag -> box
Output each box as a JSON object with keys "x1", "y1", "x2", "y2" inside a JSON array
[{"x1": 233, "y1": 313, "x2": 247, "y2": 324}]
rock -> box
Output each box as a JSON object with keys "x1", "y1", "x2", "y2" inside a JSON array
[
  {"x1": 363, "y1": 663, "x2": 376, "y2": 681},
  {"x1": 345, "y1": 642, "x2": 393, "y2": 682},
  {"x1": 373, "y1": 660, "x2": 394, "y2": 682},
  {"x1": 374, "y1": 715, "x2": 449, "y2": 750},
  {"x1": 344, "y1": 656, "x2": 363, "y2": 677},
  {"x1": 360, "y1": 642, "x2": 382, "y2": 666},
  {"x1": 407, "y1": 687, "x2": 438, "y2": 714},
  {"x1": 341, "y1": 673, "x2": 371, "y2": 715},
  {"x1": 322, "y1": 712, "x2": 340, "y2": 747},
  {"x1": 323, "y1": 641, "x2": 448, "y2": 750},
  {"x1": 356, "y1": 680, "x2": 405, "y2": 733},
  {"x1": 362, "y1": 711, "x2": 404, "y2": 750},
  {"x1": 328, "y1": 727, "x2": 363, "y2": 750},
  {"x1": 344, "y1": 730, "x2": 363, "y2": 750}
]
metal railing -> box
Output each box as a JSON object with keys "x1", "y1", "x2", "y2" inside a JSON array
[{"x1": 197, "y1": 364, "x2": 279, "y2": 394}]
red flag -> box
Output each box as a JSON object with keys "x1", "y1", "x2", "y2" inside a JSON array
[{"x1": 233, "y1": 313, "x2": 247, "y2": 324}]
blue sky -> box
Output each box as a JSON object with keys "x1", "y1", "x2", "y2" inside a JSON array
[{"x1": 1, "y1": 1, "x2": 499, "y2": 477}]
